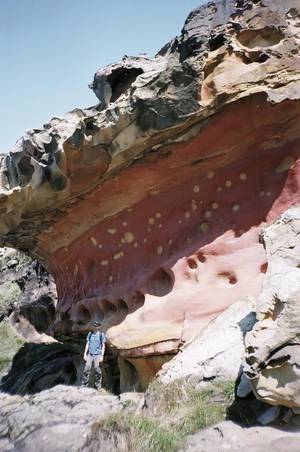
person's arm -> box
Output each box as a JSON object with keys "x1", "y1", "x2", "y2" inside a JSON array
[
  {"x1": 99, "y1": 333, "x2": 106, "y2": 362},
  {"x1": 83, "y1": 335, "x2": 89, "y2": 361}
]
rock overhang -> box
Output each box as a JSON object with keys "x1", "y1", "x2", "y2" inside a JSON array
[{"x1": 0, "y1": 0, "x2": 299, "y2": 363}]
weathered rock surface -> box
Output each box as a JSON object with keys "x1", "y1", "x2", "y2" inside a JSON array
[
  {"x1": 182, "y1": 420, "x2": 300, "y2": 452},
  {"x1": 0, "y1": 340, "x2": 82, "y2": 395},
  {"x1": 0, "y1": 385, "x2": 123, "y2": 452},
  {"x1": 157, "y1": 299, "x2": 256, "y2": 384},
  {"x1": 0, "y1": 0, "x2": 299, "y2": 387},
  {"x1": 0, "y1": 248, "x2": 84, "y2": 394},
  {"x1": 0, "y1": 247, "x2": 59, "y2": 382},
  {"x1": 244, "y1": 207, "x2": 300, "y2": 408},
  {"x1": 0, "y1": 247, "x2": 56, "y2": 336}
]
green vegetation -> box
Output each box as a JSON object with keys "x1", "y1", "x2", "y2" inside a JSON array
[
  {"x1": 91, "y1": 378, "x2": 235, "y2": 452},
  {"x1": 0, "y1": 281, "x2": 21, "y2": 320},
  {"x1": 0, "y1": 319, "x2": 25, "y2": 376}
]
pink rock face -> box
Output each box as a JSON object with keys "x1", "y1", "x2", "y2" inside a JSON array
[
  {"x1": 48, "y1": 96, "x2": 300, "y2": 357},
  {"x1": 0, "y1": 0, "x2": 299, "y2": 387}
]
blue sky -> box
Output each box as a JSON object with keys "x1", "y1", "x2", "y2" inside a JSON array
[{"x1": 0, "y1": 0, "x2": 205, "y2": 152}]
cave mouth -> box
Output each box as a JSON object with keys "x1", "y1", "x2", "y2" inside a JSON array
[
  {"x1": 108, "y1": 67, "x2": 144, "y2": 102},
  {"x1": 237, "y1": 26, "x2": 284, "y2": 49}
]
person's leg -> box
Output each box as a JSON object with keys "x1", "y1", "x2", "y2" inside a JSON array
[
  {"x1": 93, "y1": 356, "x2": 102, "y2": 390},
  {"x1": 81, "y1": 355, "x2": 92, "y2": 387}
]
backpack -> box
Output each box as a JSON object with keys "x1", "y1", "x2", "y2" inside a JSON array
[{"x1": 87, "y1": 331, "x2": 105, "y2": 344}]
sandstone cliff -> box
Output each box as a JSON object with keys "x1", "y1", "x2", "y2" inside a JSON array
[{"x1": 0, "y1": 0, "x2": 299, "y2": 389}]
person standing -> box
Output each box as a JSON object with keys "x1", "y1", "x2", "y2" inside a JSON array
[{"x1": 81, "y1": 320, "x2": 106, "y2": 390}]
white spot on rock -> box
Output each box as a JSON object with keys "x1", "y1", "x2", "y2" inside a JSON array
[
  {"x1": 200, "y1": 222, "x2": 208, "y2": 232},
  {"x1": 124, "y1": 232, "x2": 135, "y2": 243},
  {"x1": 150, "y1": 189, "x2": 160, "y2": 196},
  {"x1": 108, "y1": 228, "x2": 117, "y2": 235},
  {"x1": 240, "y1": 172, "x2": 247, "y2": 181},
  {"x1": 113, "y1": 251, "x2": 124, "y2": 260},
  {"x1": 157, "y1": 245, "x2": 163, "y2": 255},
  {"x1": 90, "y1": 237, "x2": 97, "y2": 247},
  {"x1": 191, "y1": 200, "x2": 197, "y2": 211},
  {"x1": 193, "y1": 185, "x2": 200, "y2": 193}
]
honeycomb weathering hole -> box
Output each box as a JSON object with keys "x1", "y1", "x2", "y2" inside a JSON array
[
  {"x1": 129, "y1": 291, "x2": 145, "y2": 311},
  {"x1": 145, "y1": 268, "x2": 174, "y2": 297},
  {"x1": 187, "y1": 258, "x2": 198, "y2": 269},
  {"x1": 286, "y1": 8, "x2": 299, "y2": 19},
  {"x1": 197, "y1": 253, "x2": 206, "y2": 263},
  {"x1": 77, "y1": 305, "x2": 91, "y2": 323},
  {"x1": 218, "y1": 271, "x2": 238, "y2": 285},
  {"x1": 260, "y1": 262, "x2": 268, "y2": 274},
  {"x1": 237, "y1": 27, "x2": 284, "y2": 48},
  {"x1": 117, "y1": 299, "x2": 128, "y2": 312},
  {"x1": 101, "y1": 299, "x2": 117, "y2": 314}
]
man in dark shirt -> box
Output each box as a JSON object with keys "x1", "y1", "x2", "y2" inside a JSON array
[{"x1": 81, "y1": 320, "x2": 106, "y2": 390}]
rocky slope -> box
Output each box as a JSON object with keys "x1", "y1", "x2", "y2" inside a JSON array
[
  {"x1": 0, "y1": 0, "x2": 299, "y2": 388},
  {"x1": 0, "y1": 386, "x2": 123, "y2": 452},
  {"x1": 0, "y1": 248, "x2": 57, "y2": 377},
  {"x1": 0, "y1": 247, "x2": 56, "y2": 335},
  {"x1": 0, "y1": 248, "x2": 84, "y2": 395}
]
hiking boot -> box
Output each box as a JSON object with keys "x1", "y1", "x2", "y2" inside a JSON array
[{"x1": 97, "y1": 387, "x2": 108, "y2": 395}]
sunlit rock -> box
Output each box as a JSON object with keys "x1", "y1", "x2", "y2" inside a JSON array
[{"x1": 244, "y1": 207, "x2": 300, "y2": 409}]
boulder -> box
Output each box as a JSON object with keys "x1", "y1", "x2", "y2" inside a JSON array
[
  {"x1": 0, "y1": 247, "x2": 57, "y2": 336},
  {"x1": 0, "y1": 385, "x2": 122, "y2": 452},
  {"x1": 182, "y1": 420, "x2": 300, "y2": 452},
  {"x1": 244, "y1": 207, "x2": 300, "y2": 408},
  {"x1": 0, "y1": 247, "x2": 59, "y2": 383},
  {"x1": 157, "y1": 299, "x2": 255, "y2": 384}
]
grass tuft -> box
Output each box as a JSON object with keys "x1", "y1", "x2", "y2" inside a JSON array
[
  {"x1": 89, "y1": 378, "x2": 235, "y2": 451},
  {"x1": 0, "y1": 319, "x2": 25, "y2": 376}
]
